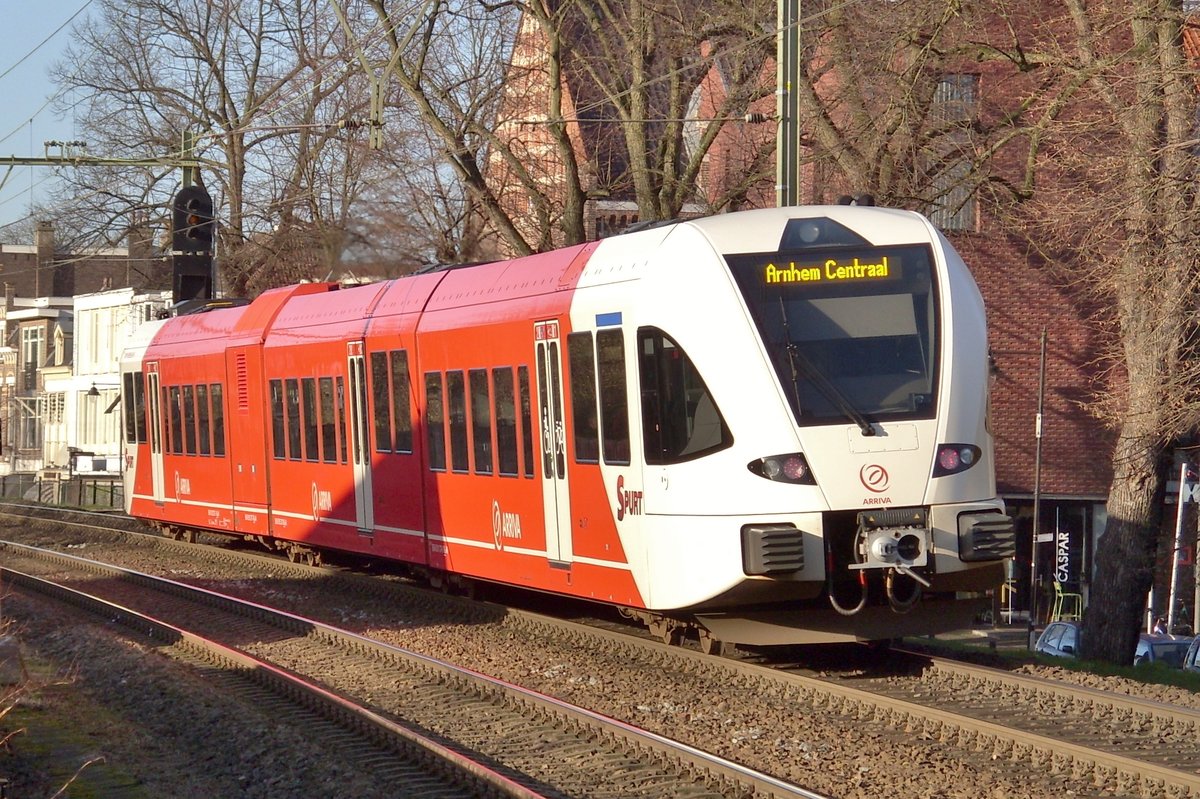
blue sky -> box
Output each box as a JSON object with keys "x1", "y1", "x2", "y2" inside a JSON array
[{"x1": 0, "y1": 0, "x2": 91, "y2": 234}]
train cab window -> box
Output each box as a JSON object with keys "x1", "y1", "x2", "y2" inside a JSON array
[
  {"x1": 470, "y1": 369, "x2": 493, "y2": 475},
  {"x1": 391, "y1": 350, "x2": 413, "y2": 453},
  {"x1": 519, "y1": 366, "x2": 534, "y2": 478},
  {"x1": 123, "y1": 373, "x2": 135, "y2": 444},
  {"x1": 211, "y1": 383, "x2": 225, "y2": 456},
  {"x1": 638, "y1": 328, "x2": 732, "y2": 464},
  {"x1": 197, "y1": 384, "x2": 211, "y2": 456},
  {"x1": 319, "y1": 377, "x2": 336, "y2": 463},
  {"x1": 425, "y1": 372, "x2": 447, "y2": 471},
  {"x1": 302, "y1": 378, "x2": 319, "y2": 462},
  {"x1": 286, "y1": 378, "x2": 302, "y2": 460},
  {"x1": 270, "y1": 379, "x2": 285, "y2": 459},
  {"x1": 568, "y1": 333, "x2": 600, "y2": 464},
  {"x1": 597, "y1": 329, "x2": 630, "y2": 465},
  {"x1": 123, "y1": 372, "x2": 147, "y2": 445},
  {"x1": 370, "y1": 351, "x2": 392, "y2": 453},
  {"x1": 168, "y1": 386, "x2": 184, "y2": 455},
  {"x1": 447, "y1": 371, "x2": 468, "y2": 473},
  {"x1": 493, "y1": 368, "x2": 518, "y2": 477}
]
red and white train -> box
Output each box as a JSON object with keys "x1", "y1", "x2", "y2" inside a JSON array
[{"x1": 120, "y1": 205, "x2": 1014, "y2": 647}]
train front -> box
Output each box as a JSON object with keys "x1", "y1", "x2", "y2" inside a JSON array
[{"x1": 631, "y1": 207, "x2": 1015, "y2": 645}]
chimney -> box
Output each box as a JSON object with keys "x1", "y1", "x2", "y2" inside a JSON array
[
  {"x1": 127, "y1": 212, "x2": 157, "y2": 289},
  {"x1": 34, "y1": 221, "x2": 53, "y2": 297}
]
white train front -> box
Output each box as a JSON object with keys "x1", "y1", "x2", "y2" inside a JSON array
[{"x1": 122, "y1": 205, "x2": 1015, "y2": 647}]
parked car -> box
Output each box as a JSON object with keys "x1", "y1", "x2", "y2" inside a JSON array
[
  {"x1": 1035, "y1": 621, "x2": 1192, "y2": 667},
  {"x1": 1034, "y1": 621, "x2": 1080, "y2": 658},
  {"x1": 1133, "y1": 634, "x2": 1192, "y2": 667},
  {"x1": 1179, "y1": 636, "x2": 1200, "y2": 673}
]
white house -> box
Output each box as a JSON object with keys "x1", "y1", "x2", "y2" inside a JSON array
[{"x1": 63, "y1": 288, "x2": 172, "y2": 477}]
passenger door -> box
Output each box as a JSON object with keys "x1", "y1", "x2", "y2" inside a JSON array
[
  {"x1": 145, "y1": 364, "x2": 165, "y2": 506},
  {"x1": 534, "y1": 320, "x2": 572, "y2": 565},
  {"x1": 347, "y1": 341, "x2": 374, "y2": 532}
]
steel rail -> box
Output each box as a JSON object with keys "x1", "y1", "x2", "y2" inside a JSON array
[
  {"x1": 0, "y1": 565, "x2": 548, "y2": 799},
  {"x1": 0, "y1": 540, "x2": 828, "y2": 799}
]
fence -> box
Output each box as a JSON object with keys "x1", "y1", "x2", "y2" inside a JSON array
[{"x1": 0, "y1": 475, "x2": 123, "y2": 510}]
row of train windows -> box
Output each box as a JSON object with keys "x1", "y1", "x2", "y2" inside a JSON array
[
  {"x1": 122, "y1": 372, "x2": 228, "y2": 458},
  {"x1": 165, "y1": 383, "x2": 227, "y2": 456},
  {"x1": 121, "y1": 326, "x2": 729, "y2": 471},
  {"x1": 270, "y1": 375, "x2": 349, "y2": 464}
]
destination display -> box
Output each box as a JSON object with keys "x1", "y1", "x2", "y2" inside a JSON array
[{"x1": 762, "y1": 254, "x2": 898, "y2": 285}]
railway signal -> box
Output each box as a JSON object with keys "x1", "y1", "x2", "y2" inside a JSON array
[
  {"x1": 172, "y1": 185, "x2": 215, "y2": 252},
  {"x1": 171, "y1": 185, "x2": 215, "y2": 302}
]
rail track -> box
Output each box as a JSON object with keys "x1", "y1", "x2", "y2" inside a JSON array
[
  {"x1": 0, "y1": 534, "x2": 825, "y2": 799},
  {"x1": 3, "y1": 504, "x2": 1199, "y2": 798}
]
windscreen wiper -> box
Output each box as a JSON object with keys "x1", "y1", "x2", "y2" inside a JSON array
[{"x1": 778, "y1": 297, "x2": 875, "y2": 436}]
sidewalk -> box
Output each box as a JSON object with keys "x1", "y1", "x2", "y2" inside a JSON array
[{"x1": 924, "y1": 624, "x2": 1035, "y2": 652}]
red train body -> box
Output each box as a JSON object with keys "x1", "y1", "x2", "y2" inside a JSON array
[{"x1": 122, "y1": 207, "x2": 1014, "y2": 646}]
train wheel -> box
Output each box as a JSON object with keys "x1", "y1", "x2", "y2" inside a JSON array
[
  {"x1": 183, "y1": 530, "x2": 197, "y2": 544},
  {"x1": 649, "y1": 617, "x2": 683, "y2": 647},
  {"x1": 697, "y1": 628, "x2": 724, "y2": 656}
]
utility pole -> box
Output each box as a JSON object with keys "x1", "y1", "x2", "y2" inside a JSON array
[
  {"x1": 1027, "y1": 329, "x2": 1048, "y2": 645},
  {"x1": 776, "y1": 0, "x2": 801, "y2": 207}
]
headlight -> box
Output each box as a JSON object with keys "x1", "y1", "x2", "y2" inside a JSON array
[
  {"x1": 932, "y1": 444, "x2": 981, "y2": 477},
  {"x1": 748, "y1": 453, "x2": 817, "y2": 485}
]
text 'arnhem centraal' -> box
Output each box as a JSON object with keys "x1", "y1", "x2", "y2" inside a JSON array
[{"x1": 764, "y1": 255, "x2": 890, "y2": 284}]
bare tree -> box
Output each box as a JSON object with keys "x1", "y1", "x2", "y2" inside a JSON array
[
  {"x1": 353, "y1": 0, "x2": 776, "y2": 255},
  {"x1": 1003, "y1": 0, "x2": 1200, "y2": 664},
  {"x1": 48, "y1": 0, "x2": 378, "y2": 294}
]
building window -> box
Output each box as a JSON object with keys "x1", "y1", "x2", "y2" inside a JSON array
[
  {"x1": 929, "y1": 74, "x2": 978, "y2": 232},
  {"x1": 20, "y1": 326, "x2": 43, "y2": 392}
]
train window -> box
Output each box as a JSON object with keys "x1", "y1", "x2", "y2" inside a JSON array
[
  {"x1": 270, "y1": 379, "x2": 285, "y2": 459},
  {"x1": 470, "y1": 369, "x2": 493, "y2": 475},
  {"x1": 425, "y1": 372, "x2": 446, "y2": 471},
  {"x1": 211, "y1": 383, "x2": 225, "y2": 456},
  {"x1": 493, "y1": 368, "x2": 518, "y2": 476},
  {"x1": 183, "y1": 386, "x2": 198, "y2": 455},
  {"x1": 336, "y1": 376, "x2": 348, "y2": 463},
  {"x1": 319, "y1": 377, "x2": 336, "y2": 463},
  {"x1": 638, "y1": 328, "x2": 732, "y2": 464},
  {"x1": 162, "y1": 386, "x2": 172, "y2": 454},
  {"x1": 597, "y1": 329, "x2": 630, "y2": 465},
  {"x1": 390, "y1": 350, "x2": 413, "y2": 453},
  {"x1": 568, "y1": 333, "x2": 600, "y2": 464},
  {"x1": 286, "y1": 378, "x2": 302, "y2": 460},
  {"x1": 370, "y1": 351, "x2": 392, "y2": 453},
  {"x1": 302, "y1": 378, "x2": 319, "y2": 462},
  {"x1": 197, "y1": 384, "x2": 211, "y2": 456},
  {"x1": 447, "y1": 371, "x2": 468, "y2": 473},
  {"x1": 168, "y1": 386, "x2": 184, "y2": 455},
  {"x1": 123, "y1": 372, "x2": 136, "y2": 444},
  {"x1": 133, "y1": 373, "x2": 147, "y2": 444},
  {"x1": 519, "y1": 366, "x2": 533, "y2": 478},
  {"x1": 124, "y1": 372, "x2": 147, "y2": 445}
]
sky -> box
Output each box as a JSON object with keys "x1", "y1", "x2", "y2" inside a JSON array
[{"x1": 0, "y1": 0, "x2": 92, "y2": 236}]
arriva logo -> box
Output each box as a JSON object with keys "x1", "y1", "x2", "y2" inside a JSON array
[
  {"x1": 859, "y1": 464, "x2": 889, "y2": 493},
  {"x1": 491, "y1": 500, "x2": 522, "y2": 549}
]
